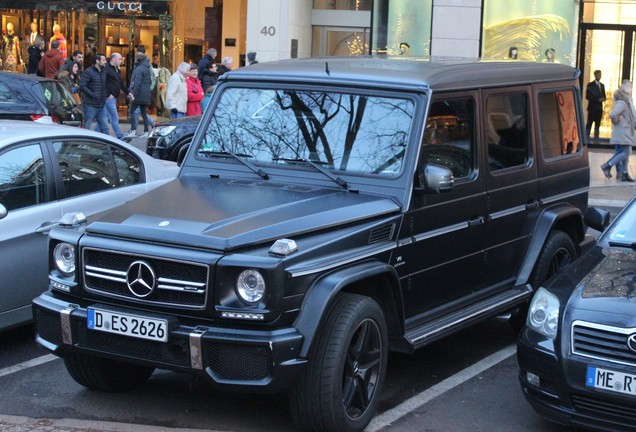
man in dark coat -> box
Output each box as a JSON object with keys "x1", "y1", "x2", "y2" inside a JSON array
[
  {"x1": 128, "y1": 52, "x2": 154, "y2": 137},
  {"x1": 26, "y1": 39, "x2": 44, "y2": 74},
  {"x1": 79, "y1": 53, "x2": 109, "y2": 134},
  {"x1": 198, "y1": 48, "x2": 217, "y2": 77},
  {"x1": 104, "y1": 52, "x2": 133, "y2": 140},
  {"x1": 62, "y1": 50, "x2": 84, "y2": 76},
  {"x1": 586, "y1": 69, "x2": 606, "y2": 145}
]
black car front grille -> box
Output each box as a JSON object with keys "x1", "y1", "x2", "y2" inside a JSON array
[
  {"x1": 571, "y1": 393, "x2": 636, "y2": 422},
  {"x1": 208, "y1": 343, "x2": 271, "y2": 381},
  {"x1": 83, "y1": 248, "x2": 210, "y2": 309},
  {"x1": 572, "y1": 321, "x2": 636, "y2": 367}
]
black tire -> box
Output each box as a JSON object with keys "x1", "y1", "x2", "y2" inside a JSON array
[
  {"x1": 64, "y1": 353, "x2": 154, "y2": 392},
  {"x1": 510, "y1": 230, "x2": 576, "y2": 333},
  {"x1": 289, "y1": 293, "x2": 388, "y2": 432}
]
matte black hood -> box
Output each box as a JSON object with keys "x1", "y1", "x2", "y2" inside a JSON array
[{"x1": 85, "y1": 176, "x2": 400, "y2": 251}]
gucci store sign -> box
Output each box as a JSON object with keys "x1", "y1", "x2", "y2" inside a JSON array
[{"x1": 96, "y1": 1, "x2": 144, "y2": 12}]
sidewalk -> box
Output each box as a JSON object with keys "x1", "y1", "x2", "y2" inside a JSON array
[{"x1": 588, "y1": 148, "x2": 636, "y2": 211}]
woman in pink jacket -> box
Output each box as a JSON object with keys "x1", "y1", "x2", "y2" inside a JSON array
[{"x1": 186, "y1": 64, "x2": 204, "y2": 116}]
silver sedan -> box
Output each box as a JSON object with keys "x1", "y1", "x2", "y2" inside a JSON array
[{"x1": 0, "y1": 121, "x2": 179, "y2": 330}]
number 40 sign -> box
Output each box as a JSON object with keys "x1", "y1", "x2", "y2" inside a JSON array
[{"x1": 261, "y1": 26, "x2": 276, "y2": 36}]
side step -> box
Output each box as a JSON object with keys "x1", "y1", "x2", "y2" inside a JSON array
[{"x1": 404, "y1": 284, "x2": 533, "y2": 351}]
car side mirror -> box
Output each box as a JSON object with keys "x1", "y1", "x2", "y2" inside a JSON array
[
  {"x1": 0, "y1": 203, "x2": 6, "y2": 220},
  {"x1": 584, "y1": 207, "x2": 610, "y2": 233},
  {"x1": 418, "y1": 163, "x2": 454, "y2": 193}
]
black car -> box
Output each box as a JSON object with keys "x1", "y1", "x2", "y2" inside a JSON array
[
  {"x1": 146, "y1": 115, "x2": 199, "y2": 162},
  {"x1": 518, "y1": 199, "x2": 636, "y2": 432},
  {"x1": 0, "y1": 71, "x2": 83, "y2": 126},
  {"x1": 34, "y1": 58, "x2": 601, "y2": 432}
]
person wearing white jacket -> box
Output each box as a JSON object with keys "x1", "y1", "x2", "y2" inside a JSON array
[{"x1": 166, "y1": 62, "x2": 190, "y2": 118}]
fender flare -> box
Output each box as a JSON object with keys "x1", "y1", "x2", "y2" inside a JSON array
[
  {"x1": 294, "y1": 260, "x2": 403, "y2": 358},
  {"x1": 515, "y1": 203, "x2": 585, "y2": 286}
]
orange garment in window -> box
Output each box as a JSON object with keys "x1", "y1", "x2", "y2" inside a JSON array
[{"x1": 50, "y1": 33, "x2": 67, "y2": 59}]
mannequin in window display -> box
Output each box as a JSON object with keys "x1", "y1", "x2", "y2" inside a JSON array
[
  {"x1": 2, "y1": 23, "x2": 23, "y2": 72},
  {"x1": 25, "y1": 22, "x2": 43, "y2": 50},
  {"x1": 50, "y1": 24, "x2": 67, "y2": 59}
]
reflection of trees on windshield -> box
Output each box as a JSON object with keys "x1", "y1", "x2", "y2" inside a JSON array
[{"x1": 202, "y1": 88, "x2": 414, "y2": 176}]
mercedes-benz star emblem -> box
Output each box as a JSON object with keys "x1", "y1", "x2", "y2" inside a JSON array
[
  {"x1": 628, "y1": 334, "x2": 636, "y2": 353},
  {"x1": 126, "y1": 261, "x2": 156, "y2": 298}
]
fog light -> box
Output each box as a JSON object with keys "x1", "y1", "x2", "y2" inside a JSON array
[{"x1": 527, "y1": 372, "x2": 541, "y2": 387}]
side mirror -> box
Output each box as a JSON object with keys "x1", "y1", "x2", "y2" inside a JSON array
[
  {"x1": 419, "y1": 163, "x2": 454, "y2": 193},
  {"x1": 584, "y1": 207, "x2": 610, "y2": 233},
  {"x1": 0, "y1": 203, "x2": 6, "y2": 220}
]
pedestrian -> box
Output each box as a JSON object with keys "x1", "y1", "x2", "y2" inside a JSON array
[
  {"x1": 198, "y1": 47, "x2": 217, "y2": 77},
  {"x1": 601, "y1": 80, "x2": 636, "y2": 182},
  {"x1": 79, "y1": 52, "x2": 109, "y2": 134},
  {"x1": 128, "y1": 51, "x2": 154, "y2": 138},
  {"x1": 586, "y1": 69, "x2": 606, "y2": 145},
  {"x1": 37, "y1": 39, "x2": 64, "y2": 79},
  {"x1": 127, "y1": 45, "x2": 156, "y2": 133},
  {"x1": 200, "y1": 61, "x2": 217, "y2": 91},
  {"x1": 217, "y1": 56, "x2": 233, "y2": 77},
  {"x1": 56, "y1": 63, "x2": 81, "y2": 105},
  {"x1": 247, "y1": 51, "x2": 259, "y2": 65},
  {"x1": 105, "y1": 52, "x2": 133, "y2": 140},
  {"x1": 26, "y1": 39, "x2": 44, "y2": 75},
  {"x1": 166, "y1": 62, "x2": 190, "y2": 119},
  {"x1": 62, "y1": 50, "x2": 84, "y2": 76},
  {"x1": 186, "y1": 64, "x2": 204, "y2": 116}
]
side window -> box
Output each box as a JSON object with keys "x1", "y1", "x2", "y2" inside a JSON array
[
  {"x1": 486, "y1": 92, "x2": 530, "y2": 171},
  {"x1": 53, "y1": 140, "x2": 117, "y2": 198},
  {"x1": 0, "y1": 144, "x2": 48, "y2": 211},
  {"x1": 420, "y1": 97, "x2": 475, "y2": 179},
  {"x1": 538, "y1": 90, "x2": 581, "y2": 159},
  {"x1": 112, "y1": 146, "x2": 142, "y2": 186}
]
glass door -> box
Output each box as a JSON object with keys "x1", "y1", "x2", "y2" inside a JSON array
[{"x1": 579, "y1": 25, "x2": 636, "y2": 142}]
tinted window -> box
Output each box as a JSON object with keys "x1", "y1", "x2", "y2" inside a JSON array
[
  {"x1": 112, "y1": 146, "x2": 142, "y2": 185},
  {"x1": 538, "y1": 90, "x2": 582, "y2": 159},
  {"x1": 0, "y1": 144, "x2": 48, "y2": 210},
  {"x1": 420, "y1": 97, "x2": 475, "y2": 179},
  {"x1": 0, "y1": 80, "x2": 30, "y2": 104},
  {"x1": 198, "y1": 88, "x2": 415, "y2": 177},
  {"x1": 53, "y1": 140, "x2": 117, "y2": 198},
  {"x1": 40, "y1": 81, "x2": 77, "y2": 109},
  {"x1": 486, "y1": 92, "x2": 530, "y2": 170}
]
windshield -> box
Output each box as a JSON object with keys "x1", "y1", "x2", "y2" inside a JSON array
[
  {"x1": 39, "y1": 81, "x2": 77, "y2": 109},
  {"x1": 197, "y1": 88, "x2": 415, "y2": 177},
  {"x1": 605, "y1": 200, "x2": 636, "y2": 244}
]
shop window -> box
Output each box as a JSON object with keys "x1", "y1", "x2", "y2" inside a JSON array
[
  {"x1": 314, "y1": 0, "x2": 371, "y2": 10},
  {"x1": 538, "y1": 90, "x2": 581, "y2": 160},
  {"x1": 371, "y1": 0, "x2": 432, "y2": 56}
]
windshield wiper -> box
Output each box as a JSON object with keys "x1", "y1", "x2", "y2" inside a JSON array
[
  {"x1": 608, "y1": 241, "x2": 636, "y2": 250},
  {"x1": 273, "y1": 157, "x2": 348, "y2": 190},
  {"x1": 200, "y1": 150, "x2": 269, "y2": 180}
]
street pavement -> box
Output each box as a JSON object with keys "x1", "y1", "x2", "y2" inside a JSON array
[{"x1": 0, "y1": 146, "x2": 633, "y2": 432}]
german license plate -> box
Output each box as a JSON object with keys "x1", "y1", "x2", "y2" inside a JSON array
[
  {"x1": 586, "y1": 366, "x2": 636, "y2": 396},
  {"x1": 87, "y1": 307, "x2": 168, "y2": 342}
]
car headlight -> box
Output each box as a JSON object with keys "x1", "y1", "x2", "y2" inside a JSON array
[
  {"x1": 527, "y1": 287, "x2": 560, "y2": 339},
  {"x1": 153, "y1": 126, "x2": 176, "y2": 136},
  {"x1": 236, "y1": 269, "x2": 265, "y2": 303},
  {"x1": 53, "y1": 242, "x2": 76, "y2": 275}
]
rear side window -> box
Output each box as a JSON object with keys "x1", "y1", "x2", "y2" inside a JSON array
[
  {"x1": 40, "y1": 81, "x2": 77, "y2": 109},
  {"x1": 486, "y1": 92, "x2": 530, "y2": 171},
  {"x1": 538, "y1": 90, "x2": 582, "y2": 159},
  {"x1": 0, "y1": 80, "x2": 30, "y2": 104}
]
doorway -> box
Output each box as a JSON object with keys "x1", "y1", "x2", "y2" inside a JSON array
[{"x1": 578, "y1": 24, "x2": 636, "y2": 141}]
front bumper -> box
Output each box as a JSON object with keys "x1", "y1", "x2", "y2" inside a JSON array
[
  {"x1": 33, "y1": 291, "x2": 306, "y2": 393},
  {"x1": 518, "y1": 327, "x2": 636, "y2": 432}
]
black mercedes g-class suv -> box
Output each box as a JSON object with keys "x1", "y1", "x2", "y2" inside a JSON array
[{"x1": 34, "y1": 58, "x2": 603, "y2": 432}]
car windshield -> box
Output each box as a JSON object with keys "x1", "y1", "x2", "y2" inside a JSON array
[
  {"x1": 39, "y1": 81, "x2": 77, "y2": 109},
  {"x1": 196, "y1": 88, "x2": 415, "y2": 177},
  {"x1": 605, "y1": 199, "x2": 636, "y2": 244}
]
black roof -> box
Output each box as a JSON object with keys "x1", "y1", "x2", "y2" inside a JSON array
[{"x1": 224, "y1": 57, "x2": 580, "y2": 92}]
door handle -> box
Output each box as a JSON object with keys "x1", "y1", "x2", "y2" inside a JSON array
[
  {"x1": 35, "y1": 222, "x2": 58, "y2": 234},
  {"x1": 525, "y1": 201, "x2": 540, "y2": 210},
  {"x1": 467, "y1": 216, "x2": 485, "y2": 227}
]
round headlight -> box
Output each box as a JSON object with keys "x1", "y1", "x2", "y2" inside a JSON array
[
  {"x1": 53, "y1": 242, "x2": 75, "y2": 275},
  {"x1": 236, "y1": 269, "x2": 266, "y2": 303}
]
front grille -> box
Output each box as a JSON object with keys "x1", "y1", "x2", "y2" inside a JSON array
[
  {"x1": 208, "y1": 343, "x2": 271, "y2": 380},
  {"x1": 83, "y1": 248, "x2": 210, "y2": 309},
  {"x1": 77, "y1": 322, "x2": 191, "y2": 367},
  {"x1": 571, "y1": 394, "x2": 636, "y2": 422},
  {"x1": 34, "y1": 309, "x2": 63, "y2": 345},
  {"x1": 572, "y1": 321, "x2": 636, "y2": 367}
]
